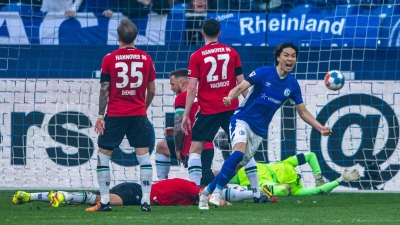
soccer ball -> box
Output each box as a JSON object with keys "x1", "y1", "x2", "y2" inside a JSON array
[{"x1": 325, "y1": 70, "x2": 345, "y2": 91}]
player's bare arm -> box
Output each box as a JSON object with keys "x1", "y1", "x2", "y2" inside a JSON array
[
  {"x1": 145, "y1": 81, "x2": 156, "y2": 110},
  {"x1": 235, "y1": 74, "x2": 249, "y2": 98},
  {"x1": 182, "y1": 78, "x2": 197, "y2": 135},
  {"x1": 173, "y1": 114, "x2": 185, "y2": 163},
  {"x1": 95, "y1": 81, "x2": 110, "y2": 135},
  {"x1": 223, "y1": 80, "x2": 251, "y2": 106},
  {"x1": 99, "y1": 82, "x2": 110, "y2": 115},
  {"x1": 295, "y1": 103, "x2": 332, "y2": 136}
]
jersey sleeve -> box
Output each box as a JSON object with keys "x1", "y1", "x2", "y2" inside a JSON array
[
  {"x1": 100, "y1": 54, "x2": 111, "y2": 83},
  {"x1": 233, "y1": 49, "x2": 243, "y2": 76},
  {"x1": 174, "y1": 93, "x2": 185, "y2": 115},
  {"x1": 247, "y1": 67, "x2": 264, "y2": 85},
  {"x1": 188, "y1": 53, "x2": 200, "y2": 79},
  {"x1": 290, "y1": 79, "x2": 304, "y2": 105},
  {"x1": 101, "y1": 54, "x2": 111, "y2": 75}
]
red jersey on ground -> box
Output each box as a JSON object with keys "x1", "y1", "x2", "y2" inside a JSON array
[
  {"x1": 101, "y1": 47, "x2": 156, "y2": 117},
  {"x1": 150, "y1": 178, "x2": 200, "y2": 206},
  {"x1": 188, "y1": 42, "x2": 241, "y2": 114},
  {"x1": 175, "y1": 91, "x2": 214, "y2": 157}
]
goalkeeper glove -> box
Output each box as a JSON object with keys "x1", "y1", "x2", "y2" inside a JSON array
[{"x1": 336, "y1": 168, "x2": 360, "y2": 182}]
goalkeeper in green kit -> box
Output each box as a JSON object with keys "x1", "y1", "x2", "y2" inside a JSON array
[{"x1": 229, "y1": 152, "x2": 360, "y2": 196}]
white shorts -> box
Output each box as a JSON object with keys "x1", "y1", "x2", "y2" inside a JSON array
[{"x1": 229, "y1": 119, "x2": 263, "y2": 166}]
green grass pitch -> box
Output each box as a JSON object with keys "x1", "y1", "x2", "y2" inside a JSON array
[{"x1": 1, "y1": 191, "x2": 399, "y2": 225}]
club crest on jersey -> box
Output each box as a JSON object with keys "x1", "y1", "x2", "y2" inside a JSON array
[
  {"x1": 265, "y1": 82, "x2": 271, "y2": 87},
  {"x1": 188, "y1": 70, "x2": 191, "y2": 74},
  {"x1": 249, "y1": 71, "x2": 256, "y2": 77},
  {"x1": 284, "y1": 88, "x2": 290, "y2": 97},
  {"x1": 239, "y1": 130, "x2": 245, "y2": 135}
]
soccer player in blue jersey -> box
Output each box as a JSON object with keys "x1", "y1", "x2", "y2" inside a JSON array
[{"x1": 198, "y1": 42, "x2": 333, "y2": 210}]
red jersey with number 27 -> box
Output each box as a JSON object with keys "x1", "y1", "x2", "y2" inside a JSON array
[
  {"x1": 150, "y1": 178, "x2": 200, "y2": 206},
  {"x1": 101, "y1": 47, "x2": 156, "y2": 117},
  {"x1": 188, "y1": 42, "x2": 241, "y2": 114}
]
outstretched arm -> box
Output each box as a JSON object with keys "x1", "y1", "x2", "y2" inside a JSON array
[
  {"x1": 298, "y1": 180, "x2": 340, "y2": 196},
  {"x1": 297, "y1": 169, "x2": 360, "y2": 195},
  {"x1": 295, "y1": 103, "x2": 332, "y2": 137},
  {"x1": 287, "y1": 152, "x2": 324, "y2": 185}
]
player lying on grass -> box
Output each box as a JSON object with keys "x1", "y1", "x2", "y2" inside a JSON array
[
  {"x1": 12, "y1": 178, "x2": 275, "y2": 210},
  {"x1": 229, "y1": 152, "x2": 360, "y2": 196}
]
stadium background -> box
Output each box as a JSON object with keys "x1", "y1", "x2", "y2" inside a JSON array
[{"x1": 0, "y1": 0, "x2": 399, "y2": 191}]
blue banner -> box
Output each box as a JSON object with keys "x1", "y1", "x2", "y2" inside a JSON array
[
  {"x1": 206, "y1": 13, "x2": 381, "y2": 47},
  {"x1": 0, "y1": 11, "x2": 397, "y2": 47}
]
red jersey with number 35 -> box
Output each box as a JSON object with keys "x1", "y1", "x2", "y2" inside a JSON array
[
  {"x1": 101, "y1": 47, "x2": 156, "y2": 117},
  {"x1": 188, "y1": 42, "x2": 241, "y2": 114},
  {"x1": 175, "y1": 91, "x2": 214, "y2": 157},
  {"x1": 150, "y1": 178, "x2": 200, "y2": 206}
]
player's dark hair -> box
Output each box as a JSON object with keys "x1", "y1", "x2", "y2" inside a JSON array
[
  {"x1": 117, "y1": 19, "x2": 138, "y2": 44},
  {"x1": 202, "y1": 18, "x2": 220, "y2": 37},
  {"x1": 169, "y1": 68, "x2": 189, "y2": 79},
  {"x1": 274, "y1": 42, "x2": 299, "y2": 65}
]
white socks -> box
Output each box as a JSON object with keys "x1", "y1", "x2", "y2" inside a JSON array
[
  {"x1": 97, "y1": 152, "x2": 111, "y2": 204},
  {"x1": 222, "y1": 188, "x2": 253, "y2": 202},
  {"x1": 155, "y1": 153, "x2": 170, "y2": 180},
  {"x1": 30, "y1": 192, "x2": 50, "y2": 202},
  {"x1": 244, "y1": 158, "x2": 260, "y2": 198},
  {"x1": 188, "y1": 153, "x2": 202, "y2": 185},
  {"x1": 137, "y1": 153, "x2": 153, "y2": 204}
]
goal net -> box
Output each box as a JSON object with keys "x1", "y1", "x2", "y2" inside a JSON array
[{"x1": 0, "y1": 2, "x2": 399, "y2": 191}]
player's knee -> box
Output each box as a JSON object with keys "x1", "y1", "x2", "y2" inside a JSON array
[
  {"x1": 232, "y1": 142, "x2": 247, "y2": 153},
  {"x1": 98, "y1": 148, "x2": 113, "y2": 157},
  {"x1": 189, "y1": 141, "x2": 204, "y2": 154},
  {"x1": 156, "y1": 140, "x2": 170, "y2": 157}
]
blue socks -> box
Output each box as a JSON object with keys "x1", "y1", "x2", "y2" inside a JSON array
[{"x1": 204, "y1": 151, "x2": 244, "y2": 195}]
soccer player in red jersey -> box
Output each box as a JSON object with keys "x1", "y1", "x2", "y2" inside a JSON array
[
  {"x1": 92, "y1": 19, "x2": 155, "y2": 212},
  {"x1": 181, "y1": 19, "x2": 262, "y2": 201},
  {"x1": 155, "y1": 68, "x2": 215, "y2": 185}
]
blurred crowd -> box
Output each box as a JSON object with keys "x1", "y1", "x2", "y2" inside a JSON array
[
  {"x1": 1, "y1": 0, "x2": 398, "y2": 46},
  {"x1": 1, "y1": 0, "x2": 398, "y2": 17},
  {"x1": 0, "y1": 0, "x2": 281, "y2": 18}
]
